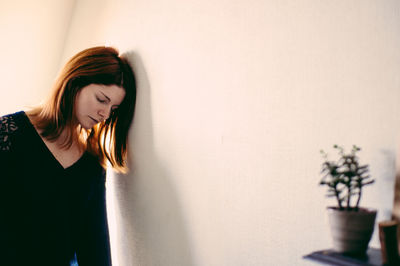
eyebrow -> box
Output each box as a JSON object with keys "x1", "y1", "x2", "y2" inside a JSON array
[
  {"x1": 100, "y1": 91, "x2": 121, "y2": 107},
  {"x1": 100, "y1": 92, "x2": 111, "y2": 102}
]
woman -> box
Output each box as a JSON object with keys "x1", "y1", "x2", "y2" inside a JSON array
[{"x1": 0, "y1": 46, "x2": 136, "y2": 266}]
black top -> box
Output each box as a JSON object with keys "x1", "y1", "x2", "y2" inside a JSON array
[{"x1": 0, "y1": 111, "x2": 111, "y2": 266}]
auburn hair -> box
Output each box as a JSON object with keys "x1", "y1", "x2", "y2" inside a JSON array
[{"x1": 27, "y1": 46, "x2": 136, "y2": 173}]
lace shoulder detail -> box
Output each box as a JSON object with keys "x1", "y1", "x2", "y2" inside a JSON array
[{"x1": 0, "y1": 114, "x2": 18, "y2": 151}]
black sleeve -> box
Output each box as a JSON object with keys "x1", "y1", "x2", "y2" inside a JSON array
[
  {"x1": 76, "y1": 172, "x2": 112, "y2": 266},
  {"x1": 0, "y1": 113, "x2": 19, "y2": 207},
  {"x1": 0, "y1": 114, "x2": 17, "y2": 169},
  {"x1": 0, "y1": 114, "x2": 23, "y2": 265}
]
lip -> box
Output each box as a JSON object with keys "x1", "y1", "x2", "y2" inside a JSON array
[{"x1": 89, "y1": 116, "x2": 99, "y2": 124}]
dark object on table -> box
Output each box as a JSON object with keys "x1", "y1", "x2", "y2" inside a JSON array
[
  {"x1": 379, "y1": 220, "x2": 400, "y2": 265},
  {"x1": 303, "y1": 248, "x2": 382, "y2": 266}
]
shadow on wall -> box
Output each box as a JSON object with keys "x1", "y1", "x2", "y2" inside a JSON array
[{"x1": 113, "y1": 51, "x2": 194, "y2": 266}]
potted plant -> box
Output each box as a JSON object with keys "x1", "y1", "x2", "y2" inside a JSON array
[{"x1": 320, "y1": 144, "x2": 376, "y2": 255}]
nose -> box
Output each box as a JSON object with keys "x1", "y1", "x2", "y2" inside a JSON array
[{"x1": 98, "y1": 106, "x2": 112, "y2": 121}]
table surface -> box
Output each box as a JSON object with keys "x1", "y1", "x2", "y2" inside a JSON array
[{"x1": 303, "y1": 248, "x2": 383, "y2": 266}]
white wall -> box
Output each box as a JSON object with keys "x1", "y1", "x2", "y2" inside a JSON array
[
  {"x1": 60, "y1": 1, "x2": 400, "y2": 265},
  {"x1": 0, "y1": 0, "x2": 76, "y2": 115},
  {"x1": 2, "y1": 0, "x2": 400, "y2": 265}
]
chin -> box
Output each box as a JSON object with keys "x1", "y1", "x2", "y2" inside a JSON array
[
  {"x1": 78, "y1": 118, "x2": 97, "y2": 130},
  {"x1": 79, "y1": 121, "x2": 94, "y2": 130}
]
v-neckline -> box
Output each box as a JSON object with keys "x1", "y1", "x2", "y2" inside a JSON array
[{"x1": 22, "y1": 111, "x2": 87, "y2": 171}]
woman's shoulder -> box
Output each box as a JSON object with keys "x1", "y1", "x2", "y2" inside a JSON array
[{"x1": 0, "y1": 111, "x2": 25, "y2": 151}]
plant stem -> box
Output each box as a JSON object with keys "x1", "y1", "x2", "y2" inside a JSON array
[
  {"x1": 346, "y1": 182, "x2": 351, "y2": 210},
  {"x1": 335, "y1": 188, "x2": 343, "y2": 210},
  {"x1": 355, "y1": 188, "x2": 361, "y2": 211}
]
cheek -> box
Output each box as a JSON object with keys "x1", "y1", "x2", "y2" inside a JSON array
[
  {"x1": 87, "y1": 98, "x2": 96, "y2": 112},
  {"x1": 91, "y1": 100, "x2": 103, "y2": 113},
  {"x1": 85, "y1": 94, "x2": 98, "y2": 110},
  {"x1": 76, "y1": 94, "x2": 94, "y2": 116}
]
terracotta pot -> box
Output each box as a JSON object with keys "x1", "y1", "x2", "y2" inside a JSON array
[{"x1": 327, "y1": 207, "x2": 377, "y2": 254}]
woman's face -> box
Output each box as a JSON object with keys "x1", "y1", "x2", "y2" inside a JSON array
[{"x1": 74, "y1": 84, "x2": 126, "y2": 129}]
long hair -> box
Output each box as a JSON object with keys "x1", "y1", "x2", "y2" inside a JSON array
[{"x1": 27, "y1": 46, "x2": 136, "y2": 173}]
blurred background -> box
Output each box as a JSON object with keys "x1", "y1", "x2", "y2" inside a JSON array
[{"x1": 1, "y1": 0, "x2": 400, "y2": 265}]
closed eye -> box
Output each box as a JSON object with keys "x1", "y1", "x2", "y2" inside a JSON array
[{"x1": 96, "y1": 95, "x2": 107, "y2": 103}]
